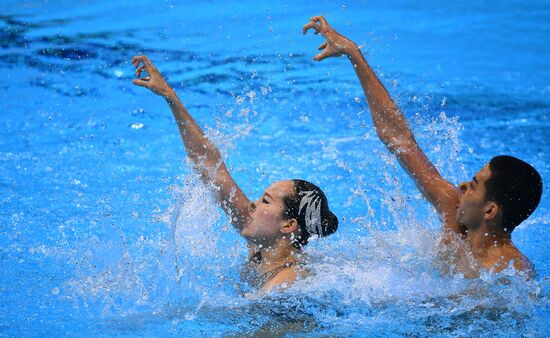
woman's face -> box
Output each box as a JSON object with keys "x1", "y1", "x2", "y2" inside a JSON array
[{"x1": 240, "y1": 180, "x2": 295, "y2": 246}]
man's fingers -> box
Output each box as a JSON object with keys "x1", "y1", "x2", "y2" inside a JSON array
[
  {"x1": 302, "y1": 22, "x2": 321, "y2": 35},
  {"x1": 313, "y1": 50, "x2": 330, "y2": 61},
  {"x1": 318, "y1": 42, "x2": 327, "y2": 50},
  {"x1": 310, "y1": 16, "x2": 329, "y2": 27}
]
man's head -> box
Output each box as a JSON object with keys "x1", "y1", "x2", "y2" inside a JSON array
[
  {"x1": 484, "y1": 155, "x2": 542, "y2": 233},
  {"x1": 457, "y1": 155, "x2": 542, "y2": 234}
]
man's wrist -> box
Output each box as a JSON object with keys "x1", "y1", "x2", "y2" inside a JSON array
[{"x1": 346, "y1": 45, "x2": 363, "y2": 61}]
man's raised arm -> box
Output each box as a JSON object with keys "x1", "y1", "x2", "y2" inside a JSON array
[{"x1": 304, "y1": 16, "x2": 461, "y2": 233}]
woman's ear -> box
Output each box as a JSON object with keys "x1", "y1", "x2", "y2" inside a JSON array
[{"x1": 281, "y1": 218, "x2": 298, "y2": 234}]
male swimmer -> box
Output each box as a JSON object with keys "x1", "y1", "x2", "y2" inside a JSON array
[{"x1": 304, "y1": 16, "x2": 542, "y2": 277}]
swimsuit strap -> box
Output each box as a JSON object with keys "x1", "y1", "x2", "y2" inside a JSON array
[{"x1": 259, "y1": 261, "x2": 299, "y2": 286}]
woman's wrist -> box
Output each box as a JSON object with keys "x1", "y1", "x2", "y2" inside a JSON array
[{"x1": 162, "y1": 89, "x2": 178, "y2": 103}]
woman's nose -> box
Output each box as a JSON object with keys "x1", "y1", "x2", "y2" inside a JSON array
[{"x1": 248, "y1": 201, "x2": 256, "y2": 213}]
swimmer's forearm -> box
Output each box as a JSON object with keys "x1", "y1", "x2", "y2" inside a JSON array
[
  {"x1": 347, "y1": 48, "x2": 416, "y2": 151},
  {"x1": 131, "y1": 55, "x2": 250, "y2": 228},
  {"x1": 346, "y1": 48, "x2": 460, "y2": 228},
  {"x1": 164, "y1": 92, "x2": 250, "y2": 228},
  {"x1": 164, "y1": 92, "x2": 224, "y2": 176}
]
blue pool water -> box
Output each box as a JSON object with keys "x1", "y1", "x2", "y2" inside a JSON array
[{"x1": 1, "y1": 0, "x2": 549, "y2": 336}]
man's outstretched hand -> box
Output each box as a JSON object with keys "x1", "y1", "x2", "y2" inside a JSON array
[
  {"x1": 302, "y1": 16, "x2": 358, "y2": 61},
  {"x1": 131, "y1": 55, "x2": 175, "y2": 99}
]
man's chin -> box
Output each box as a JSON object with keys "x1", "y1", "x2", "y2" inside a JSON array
[{"x1": 240, "y1": 230, "x2": 255, "y2": 242}]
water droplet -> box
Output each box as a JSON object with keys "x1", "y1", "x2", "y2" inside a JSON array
[{"x1": 246, "y1": 91, "x2": 256, "y2": 102}]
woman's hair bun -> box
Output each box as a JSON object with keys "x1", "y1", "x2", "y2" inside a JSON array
[
  {"x1": 321, "y1": 210, "x2": 338, "y2": 237},
  {"x1": 282, "y1": 179, "x2": 339, "y2": 246}
]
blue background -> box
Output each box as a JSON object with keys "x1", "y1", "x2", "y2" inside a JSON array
[{"x1": 1, "y1": 1, "x2": 549, "y2": 336}]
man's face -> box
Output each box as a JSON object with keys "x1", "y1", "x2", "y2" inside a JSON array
[{"x1": 456, "y1": 164, "x2": 493, "y2": 231}]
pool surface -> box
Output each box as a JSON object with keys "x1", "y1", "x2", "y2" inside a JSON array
[{"x1": 1, "y1": 0, "x2": 549, "y2": 336}]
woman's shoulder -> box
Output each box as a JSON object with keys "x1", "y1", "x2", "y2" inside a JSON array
[
  {"x1": 261, "y1": 266, "x2": 298, "y2": 292},
  {"x1": 261, "y1": 261, "x2": 308, "y2": 292}
]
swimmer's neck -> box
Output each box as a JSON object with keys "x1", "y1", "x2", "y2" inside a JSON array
[
  {"x1": 465, "y1": 222, "x2": 512, "y2": 259},
  {"x1": 257, "y1": 237, "x2": 299, "y2": 274}
]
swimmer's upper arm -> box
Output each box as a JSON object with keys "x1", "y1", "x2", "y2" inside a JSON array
[
  {"x1": 131, "y1": 55, "x2": 251, "y2": 232},
  {"x1": 212, "y1": 162, "x2": 250, "y2": 231},
  {"x1": 261, "y1": 267, "x2": 297, "y2": 292},
  {"x1": 395, "y1": 143, "x2": 462, "y2": 233},
  {"x1": 337, "y1": 47, "x2": 462, "y2": 234}
]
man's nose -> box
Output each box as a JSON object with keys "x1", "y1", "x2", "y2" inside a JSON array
[{"x1": 458, "y1": 182, "x2": 467, "y2": 194}]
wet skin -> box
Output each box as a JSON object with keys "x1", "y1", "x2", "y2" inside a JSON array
[
  {"x1": 132, "y1": 55, "x2": 307, "y2": 290},
  {"x1": 240, "y1": 180, "x2": 296, "y2": 246},
  {"x1": 304, "y1": 15, "x2": 533, "y2": 276}
]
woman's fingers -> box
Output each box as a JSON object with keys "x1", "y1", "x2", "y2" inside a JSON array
[
  {"x1": 132, "y1": 55, "x2": 147, "y2": 67},
  {"x1": 132, "y1": 77, "x2": 151, "y2": 88},
  {"x1": 131, "y1": 55, "x2": 160, "y2": 76},
  {"x1": 318, "y1": 42, "x2": 328, "y2": 50},
  {"x1": 135, "y1": 65, "x2": 146, "y2": 76}
]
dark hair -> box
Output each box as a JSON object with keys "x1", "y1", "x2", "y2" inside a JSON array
[
  {"x1": 485, "y1": 155, "x2": 542, "y2": 233},
  {"x1": 281, "y1": 179, "x2": 338, "y2": 246}
]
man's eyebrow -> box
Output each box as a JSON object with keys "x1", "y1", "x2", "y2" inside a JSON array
[
  {"x1": 473, "y1": 176, "x2": 478, "y2": 184},
  {"x1": 264, "y1": 192, "x2": 273, "y2": 199}
]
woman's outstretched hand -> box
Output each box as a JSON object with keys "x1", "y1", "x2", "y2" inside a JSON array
[
  {"x1": 131, "y1": 55, "x2": 175, "y2": 99},
  {"x1": 302, "y1": 16, "x2": 358, "y2": 61}
]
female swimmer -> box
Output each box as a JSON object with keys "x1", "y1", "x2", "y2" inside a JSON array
[{"x1": 131, "y1": 55, "x2": 338, "y2": 292}]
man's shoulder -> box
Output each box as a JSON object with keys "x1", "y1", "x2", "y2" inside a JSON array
[{"x1": 487, "y1": 244, "x2": 533, "y2": 274}]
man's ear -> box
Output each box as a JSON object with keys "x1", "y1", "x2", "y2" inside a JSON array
[
  {"x1": 281, "y1": 218, "x2": 298, "y2": 234},
  {"x1": 484, "y1": 201, "x2": 500, "y2": 221}
]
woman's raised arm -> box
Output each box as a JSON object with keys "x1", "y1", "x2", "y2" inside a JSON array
[{"x1": 132, "y1": 55, "x2": 250, "y2": 230}]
